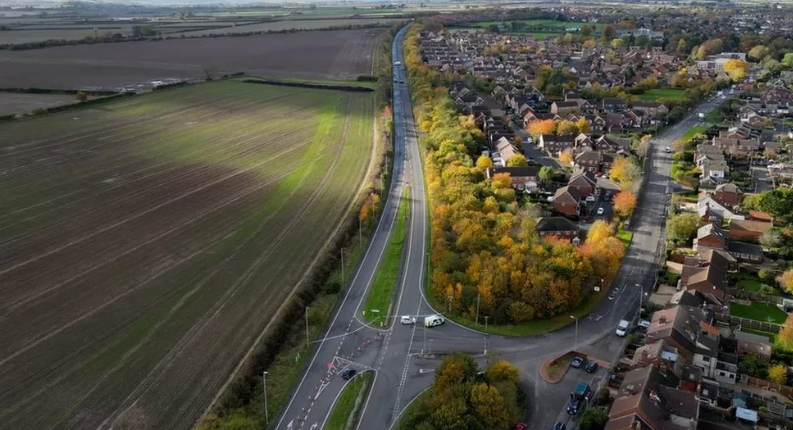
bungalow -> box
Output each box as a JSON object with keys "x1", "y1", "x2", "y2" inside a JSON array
[
  {"x1": 535, "y1": 217, "x2": 579, "y2": 241},
  {"x1": 552, "y1": 186, "x2": 581, "y2": 217},
  {"x1": 728, "y1": 219, "x2": 772, "y2": 242},
  {"x1": 486, "y1": 166, "x2": 540, "y2": 191}
]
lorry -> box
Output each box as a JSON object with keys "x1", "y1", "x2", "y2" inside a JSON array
[{"x1": 566, "y1": 383, "x2": 592, "y2": 415}]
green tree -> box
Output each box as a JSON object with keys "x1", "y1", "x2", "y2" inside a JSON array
[
  {"x1": 579, "y1": 407, "x2": 609, "y2": 430},
  {"x1": 782, "y1": 52, "x2": 793, "y2": 68},
  {"x1": 758, "y1": 189, "x2": 793, "y2": 221},
  {"x1": 434, "y1": 353, "x2": 477, "y2": 389},
  {"x1": 539, "y1": 166, "x2": 554, "y2": 183},
  {"x1": 601, "y1": 25, "x2": 616, "y2": 41},
  {"x1": 668, "y1": 213, "x2": 699, "y2": 242},
  {"x1": 769, "y1": 364, "x2": 787, "y2": 384},
  {"x1": 485, "y1": 359, "x2": 520, "y2": 385},
  {"x1": 75, "y1": 91, "x2": 88, "y2": 102},
  {"x1": 739, "y1": 354, "x2": 769, "y2": 379}
]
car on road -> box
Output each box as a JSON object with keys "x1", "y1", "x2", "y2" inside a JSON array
[
  {"x1": 596, "y1": 207, "x2": 604, "y2": 215},
  {"x1": 424, "y1": 314, "x2": 445, "y2": 327},
  {"x1": 567, "y1": 382, "x2": 591, "y2": 415},
  {"x1": 585, "y1": 361, "x2": 599, "y2": 373},
  {"x1": 515, "y1": 424, "x2": 528, "y2": 430},
  {"x1": 400, "y1": 315, "x2": 417, "y2": 325},
  {"x1": 616, "y1": 319, "x2": 630, "y2": 337},
  {"x1": 551, "y1": 422, "x2": 566, "y2": 430},
  {"x1": 341, "y1": 368, "x2": 356, "y2": 380},
  {"x1": 585, "y1": 195, "x2": 596, "y2": 203},
  {"x1": 665, "y1": 147, "x2": 671, "y2": 153},
  {"x1": 570, "y1": 356, "x2": 585, "y2": 369}
]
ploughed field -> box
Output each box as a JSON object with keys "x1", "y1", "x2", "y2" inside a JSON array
[
  {"x1": 0, "y1": 80, "x2": 374, "y2": 429},
  {"x1": 0, "y1": 29, "x2": 381, "y2": 91}
]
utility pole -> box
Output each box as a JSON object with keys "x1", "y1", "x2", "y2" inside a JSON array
[
  {"x1": 305, "y1": 307, "x2": 310, "y2": 349},
  {"x1": 262, "y1": 371, "x2": 269, "y2": 425},
  {"x1": 570, "y1": 316, "x2": 578, "y2": 351},
  {"x1": 484, "y1": 316, "x2": 489, "y2": 335},
  {"x1": 475, "y1": 294, "x2": 480, "y2": 326},
  {"x1": 341, "y1": 248, "x2": 345, "y2": 287}
]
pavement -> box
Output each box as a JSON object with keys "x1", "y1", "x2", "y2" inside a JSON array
[{"x1": 274, "y1": 29, "x2": 731, "y2": 430}]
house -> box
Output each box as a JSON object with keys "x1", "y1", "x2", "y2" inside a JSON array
[
  {"x1": 748, "y1": 210, "x2": 773, "y2": 224},
  {"x1": 550, "y1": 101, "x2": 580, "y2": 115},
  {"x1": 602, "y1": 97, "x2": 629, "y2": 112},
  {"x1": 567, "y1": 170, "x2": 597, "y2": 198},
  {"x1": 594, "y1": 135, "x2": 631, "y2": 152},
  {"x1": 725, "y1": 241, "x2": 764, "y2": 264},
  {"x1": 604, "y1": 365, "x2": 699, "y2": 430},
  {"x1": 552, "y1": 186, "x2": 581, "y2": 217},
  {"x1": 711, "y1": 183, "x2": 743, "y2": 208},
  {"x1": 486, "y1": 166, "x2": 540, "y2": 191},
  {"x1": 697, "y1": 196, "x2": 745, "y2": 221},
  {"x1": 574, "y1": 150, "x2": 603, "y2": 173},
  {"x1": 493, "y1": 137, "x2": 521, "y2": 165},
  {"x1": 647, "y1": 305, "x2": 714, "y2": 363},
  {"x1": 632, "y1": 101, "x2": 669, "y2": 117},
  {"x1": 632, "y1": 339, "x2": 681, "y2": 370},
  {"x1": 535, "y1": 217, "x2": 579, "y2": 241},
  {"x1": 681, "y1": 262, "x2": 728, "y2": 301},
  {"x1": 692, "y1": 321, "x2": 721, "y2": 380},
  {"x1": 728, "y1": 219, "x2": 771, "y2": 242},
  {"x1": 694, "y1": 224, "x2": 727, "y2": 251},
  {"x1": 735, "y1": 331, "x2": 772, "y2": 360},
  {"x1": 596, "y1": 177, "x2": 621, "y2": 199},
  {"x1": 538, "y1": 134, "x2": 576, "y2": 154}
]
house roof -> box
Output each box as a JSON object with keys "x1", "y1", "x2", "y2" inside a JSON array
[
  {"x1": 715, "y1": 183, "x2": 742, "y2": 194},
  {"x1": 749, "y1": 210, "x2": 774, "y2": 222},
  {"x1": 569, "y1": 170, "x2": 597, "y2": 187},
  {"x1": 686, "y1": 265, "x2": 728, "y2": 292},
  {"x1": 575, "y1": 151, "x2": 602, "y2": 163},
  {"x1": 726, "y1": 241, "x2": 764, "y2": 256},
  {"x1": 607, "y1": 366, "x2": 691, "y2": 430},
  {"x1": 729, "y1": 219, "x2": 772, "y2": 234},
  {"x1": 488, "y1": 166, "x2": 539, "y2": 179},
  {"x1": 697, "y1": 223, "x2": 727, "y2": 242},
  {"x1": 553, "y1": 186, "x2": 580, "y2": 204},
  {"x1": 597, "y1": 177, "x2": 621, "y2": 192},
  {"x1": 536, "y1": 216, "x2": 579, "y2": 233},
  {"x1": 554, "y1": 101, "x2": 579, "y2": 108}
]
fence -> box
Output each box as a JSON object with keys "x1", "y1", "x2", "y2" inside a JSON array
[
  {"x1": 713, "y1": 313, "x2": 781, "y2": 333},
  {"x1": 726, "y1": 287, "x2": 786, "y2": 306}
]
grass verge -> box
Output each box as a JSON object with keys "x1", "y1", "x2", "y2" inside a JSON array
[
  {"x1": 363, "y1": 187, "x2": 410, "y2": 324},
  {"x1": 730, "y1": 302, "x2": 787, "y2": 324},
  {"x1": 326, "y1": 372, "x2": 373, "y2": 430},
  {"x1": 681, "y1": 125, "x2": 708, "y2": 142},
  {"x1": 617, "y1": 229, "x2": 634, "y2": 248},
  {"x1": 393, "y1": 389, "x2": 432, "y2": 430}
]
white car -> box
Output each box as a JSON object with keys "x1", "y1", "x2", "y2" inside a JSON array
[
  {"x1": 665, "y1": 147, "x2": 671, "y2": 153},
  {"x1": 400, "y1": 315, "x2": 417, "y2": 325},
  {"x1": 615, "y1": 319, "x2": 630, "y2": 337},
  {"x1": 596, "y1": 207, "x2": 605, "y2": 215},
  {"x1": 585, "y1": 196, "x2": 596, "y2": 203},
  {"x1": 424, "y1": 314, "x2": 445, "y2": 327}
]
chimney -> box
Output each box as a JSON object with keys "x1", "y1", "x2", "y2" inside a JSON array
[{"x1": 659, "y1": 314, "x2": 667, "y2": 324}]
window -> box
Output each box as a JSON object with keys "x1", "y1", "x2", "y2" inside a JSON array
[{"x1": 702, "y1": 356, "x2": 711, "y2": 363}]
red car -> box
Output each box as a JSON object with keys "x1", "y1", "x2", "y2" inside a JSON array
[{"x1": 515, "y1": 424, "x2": 528, "y2": 430}]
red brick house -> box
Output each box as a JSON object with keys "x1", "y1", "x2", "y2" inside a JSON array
[
  {"x1": 728, "y1": 219, "x2": 772, "y2": 242},
  {"x1": 535, "y1": 217, "x2": 579, "y2": 241},
  {"x1": 567, "y1": 170, "x2": 597, "y2": 198},
  {"x1": 694, "y1": 224, "x2": 727, "y2": 251},
  {"x1": 711, "y1": 183, "x2": 743, "y2": 208},
  {"x1": 552, "y1": 186, "x2": 580, "y2": 217}
]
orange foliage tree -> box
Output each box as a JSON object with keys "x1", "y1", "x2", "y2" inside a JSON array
[
  {"x1": 559, "y1": 148, "x2": 574, "y2": 164},
  {"x1": 613, "y1": 191, "x2": 638, "y2": 219},
  {"x1": 526, "y1": 119, "x2": 555, "y2": 140}
]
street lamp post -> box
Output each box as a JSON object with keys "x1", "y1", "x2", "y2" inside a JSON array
[
  {"x1": 341, "y1": 248, "x2": 345, "y2": 287},
  {"x1": 305, "y1": 306, "x2": 310, "y2": 349},
  {"x1": 262, "y1": 371, "x2": 269, "y2": 425},
  {"x1": 475, "y1": 294, "x2": 480, "y2": 326},
  {"x1": 570, "y1": 315, "x2": 578, "y2": 351},
  {"x1": 447, "y1": 296, "x2": 452, "y2": 313},
  {"x1": 484, "y1": 316, "x2": 489, "y2": 335}
]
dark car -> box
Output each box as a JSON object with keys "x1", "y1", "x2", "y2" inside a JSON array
[
  {"x1": 570, "y1": 356, "x2": 585, "y2": 369},
  {"x1": 566, "y1": 398, "x2": 583, "y2": 415},
  {"x1": 551, "y1": 422, "x2": 567, "y2": 430},
  {"x1": 585, "y1": 361, "x2": 599, "y2": 373},
  {"x1": 340, "y1": 368, "x2": 356, "y2": 380}
]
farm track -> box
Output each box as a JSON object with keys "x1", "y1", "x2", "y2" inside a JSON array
[{"x1": 0, "y1": 81, "x2": 375, "y2": 430}]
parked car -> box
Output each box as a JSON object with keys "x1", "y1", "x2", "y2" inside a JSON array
[
  {"x1": 567, "y1": 383, "x2": 591, "y2": 415},
  {"x1": 596, "y1": 207, "x2": 605, "y2": 215},
  {"x1": 341, "y1": 368, "x2": 357, "y2": 380},
  {"x1": 551, "y1": 422, "x2": 566, "y2": 430},
  {"x1": 570, "y1": 356, "x2": 585, "y2": 369},
  {"x1": 665, "y1": 147, "x2": 671, "y2": 153},
  {"x1": 585, "y1": 361, "x2": 599, "y2": 373},
  {"x1": 515, "y1": 424, "x2": 528, "y2": 430},
  {"x1": 585, "y1": 195, "x2": 596, "y2": 203},
  {"x1": 400, "y1": 315, "x2": 417, "y2": 325}
]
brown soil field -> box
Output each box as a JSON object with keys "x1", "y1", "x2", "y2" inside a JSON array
[
  {"x1": 0, "y1": 80, "x2": 374, "y2": 430},
  {"x1": 0, "y1": 92, "x2": 78, "y2": 115},
  {"x1": 179, "y1": 17, "x2": 403, "y2": 36},
  {"x1": 0, "y1": 29, "x2": 383, "y2": 91}
]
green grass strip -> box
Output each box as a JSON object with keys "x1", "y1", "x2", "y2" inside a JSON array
[
  {"x1": 325, "y1": 372, "x2": 373, "y2": 430},
  {"x1": 363, "y1": 187, "x2": 410, "y2": 324}
]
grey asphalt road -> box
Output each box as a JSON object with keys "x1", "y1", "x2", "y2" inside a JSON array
[{"x1": 275, "y1": 28, "x2": 730, "y2": 430}]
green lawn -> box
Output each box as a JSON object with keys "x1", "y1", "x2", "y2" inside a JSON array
[
  {"x1": 617, "y1": 229, "x2": 634, "y2": 248},
  {"x1": 681, "y1": 125, "x2": 709, "y2": 142},
  {"x1": 730, "y1": 302, "x2": 788, "y2": 324},
  {"x1": 736, "y1": 279, "x2": 763, "y2": 292},
  {"x1": 326, "y1": 371, "x2": 373, "y2": 430},
  {"x1": 636, "y1": 89, "x2": 685, "y2": 102},
  {"x1": 363, "y1": 187, "x2": 410, "y2": 324}
]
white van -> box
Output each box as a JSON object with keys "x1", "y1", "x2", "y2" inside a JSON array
[
  {"x1": 615, "y1": 320, "x2": 630, "y2": 337},
  {"x1": 424, "y1": 314, "x2": 445, "y2": 328}
]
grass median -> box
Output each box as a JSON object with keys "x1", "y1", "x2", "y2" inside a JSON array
[
  {"x1": 362, "y1": 187, "x2": 410, "y2": 324},
  {"x1": 326, "y1": 371, "x2": 373, "y2": 430}
]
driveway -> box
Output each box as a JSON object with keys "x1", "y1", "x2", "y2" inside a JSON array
[{"x1": 751, "y1": 167, "x2": 774, "y2": 193}]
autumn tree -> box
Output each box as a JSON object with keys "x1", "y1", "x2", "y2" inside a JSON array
[
  {"x1": 769, "y1": 364, "x2": 787, "y2": 384},
  {"x1": 485, "y1": 360, "x2": 520, "y2": 385},
  {"x1": 778, "y1": 269, "x2": 793, "y2": 295},
  {"x1": 748, "y1": 45, "x2": 769, "y2": 61},
  {"x1": 668, "y1": 213, "x2": 699, "y2": 242},
  {"x1": 559, "y1": 148, "x2": 574, "y2": 164},
  {"x1": 724, "y1": 59, "x2": 749, "y2": 81},
  {"x1": 476, "y1": 154, "x2": 493, "y2": 170},
  {"x1": 471, "y1": 383, "x2": 510, "y2": 429},
  {"x1": 576, "y1": 118, "x2": 591, "y2": 134},
  {"x1": 613, "y1": 191, "x2": 637, "y2": 219},
  {"x1": 586, "y1": 220, "x2": 613, "y2": 245},
  {"x1": 779, "y1": 315, "x2": 793, "y2": 351},
  {"x1": 632, "y1": 135, "x2": 651, "y2": 160},
  {"x1": 526, "y1": 119, "x2": 555, "y2": 140},
  {"x1": 601, "y1": 25, "x2": 616, "y2": 41},
  {"x1": 556, "y1": 120, "x2": 579, "y2": 136},
  {"x1": 610, "y1": 157, "x2": 640, "y2": 188},
  {"x1": 507, "y1": 154, "x2": 528, "y2": 167},
  {"x1": 75, "y1": 91, "x2": 88, "y2": 102}
]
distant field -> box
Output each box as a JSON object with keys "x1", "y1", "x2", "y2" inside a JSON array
[
  {"x1": 0, "y1": 92, "x2": 78, "y2": 115},
  {"x1": 0, "y1": 29, "x2": 382, "y2": 90},
  {"x1": 462, "y1": 19, "x2": 605, "y2": 33},
  {"x1": 0, "y1": 80, "x2": 374, "y2": 430},
  {"x1": 637, "y1": 88, "x2": 686, "y2": 101},
  {"x1": 180, "y1": 17, "x2": 402, "y2": 36}
]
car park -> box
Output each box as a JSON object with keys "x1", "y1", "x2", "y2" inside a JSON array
[
  {"x1": 400, "y1": 315, "x2": 417, "y2": 325},
  {"x1": 585, "y1": 361, "x2": 599, "y2": 373},
  {"x1": 570, "y1": 356, "x2": 585, "y2": 369},
  {"x1": 341, "y1": 368, "x2": 356, "y2": 380}
]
